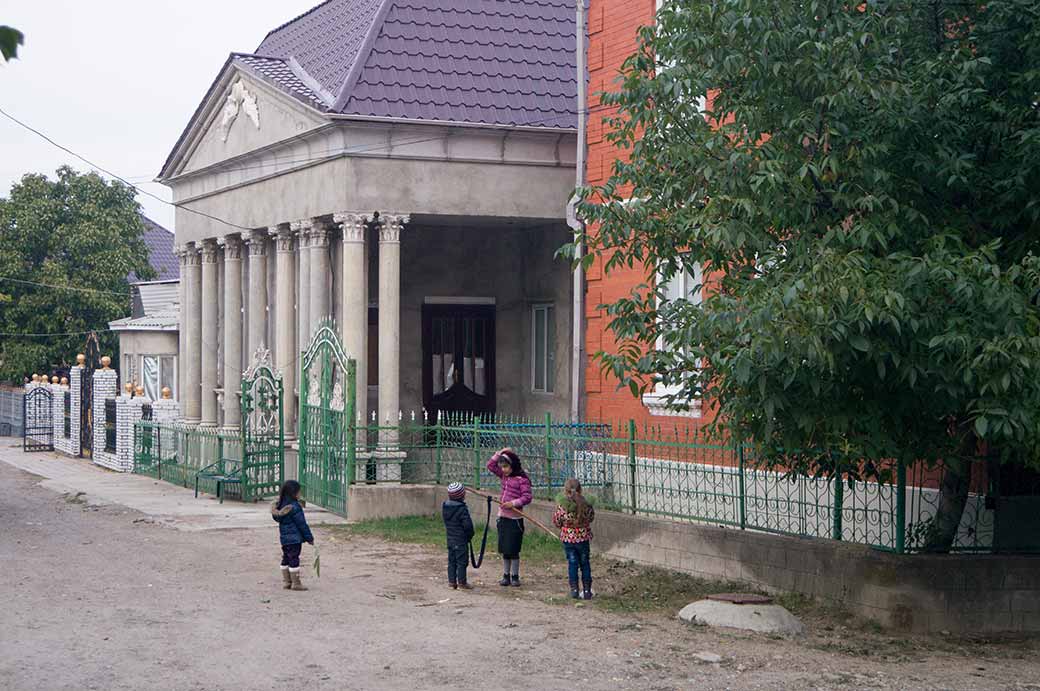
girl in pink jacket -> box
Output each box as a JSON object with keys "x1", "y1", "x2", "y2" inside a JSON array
[{"x1": 487, "y1": 447, "x2": 533, "y2": 586}]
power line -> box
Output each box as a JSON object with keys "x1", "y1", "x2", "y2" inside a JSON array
[
  {"x1": 0, "y1": 327, "x2": 113, "y2": 338},
  {"x1": 0, "y1": 106, "x2": 253, "y2": 232},
  {"x1": 1, "y1": 104, "x2": 581, "y2": 235},
  {"x1": 0, "y1": 276, "x2": 132, "y2": 297}
]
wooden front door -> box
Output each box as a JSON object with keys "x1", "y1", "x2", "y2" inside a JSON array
[{"x1": 422, "y1": 304, "x2": 496, "y2": 418}]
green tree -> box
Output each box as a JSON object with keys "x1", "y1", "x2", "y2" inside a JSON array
[
  {"x1": 0, "y1": 25, "x2": 23, "y2": 62},
  {"x1": 576, "y1": 0, "x2": 1040, "y2": 551},
  {"x1": 0, "y1": 166, "x2": 154, "y2": 381}
]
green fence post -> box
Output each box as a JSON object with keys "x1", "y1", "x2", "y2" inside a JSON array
[
  {"x1": 544, "y1": 411, "x2": 554, "y2": 495},
  {"x1": 472, "y1": 416, "x2": 482, "y2": 490},
  {"x1": 346, "y1": 359, "x2": 357, "y2": 490},
  {"x1": 738, "y1": 444, "x2": 747, "y2": 530},
  {"x1": 435, "y1": 413, "x2": 443, "y2": 485},
  {"x1": 627, "y1": 419, "x2": 638, "y2": 515},
  {"x1": 895, "y1": 459, "x2": 906, "y2": 554},
  {"x1": 832, "y1": 461, "x2": 844, "y2": 541}
]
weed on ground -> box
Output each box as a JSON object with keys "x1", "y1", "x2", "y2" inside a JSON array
[{"x1": 329, "y1": 515, "x2": 1040, "y2": 663}]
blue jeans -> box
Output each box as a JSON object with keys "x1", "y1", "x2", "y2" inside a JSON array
[
  {"x1": 563, "y1": 540, "x2": 591, "y2": 584},
  {"x1": 447, "y1": 544, "x2": 469, "y2": 584}
]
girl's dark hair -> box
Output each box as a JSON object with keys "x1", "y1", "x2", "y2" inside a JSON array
[
  {"x1": 277, "y1": 480, "x2": 302, "y2": 509},
  {"x1": 498, "y1": 450, "x2": 528, "y2": 479}
]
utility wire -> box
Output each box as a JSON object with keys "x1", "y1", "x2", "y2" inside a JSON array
[
  {"x1": 1, "y1": 104, "x2": 581, "y2": 235},
  {"x1": 0, "y1": 276, "x2": 132, "y2": 297},
  {"x1": 0, "y1": 327, "x2": 114, "y2": 338}
]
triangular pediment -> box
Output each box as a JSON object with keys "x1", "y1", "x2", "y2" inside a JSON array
[{"x1": 162, "y1": 63, "x2": 329, "y2": 180}]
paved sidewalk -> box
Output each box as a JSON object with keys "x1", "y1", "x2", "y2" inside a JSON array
[{"x1": 0, "y1": 441, "x2": 346, "y2": 531}]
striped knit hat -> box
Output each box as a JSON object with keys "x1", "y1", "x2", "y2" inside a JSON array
[{"x1": 447, "y1": 482, "x2": 466, "y2": 501}]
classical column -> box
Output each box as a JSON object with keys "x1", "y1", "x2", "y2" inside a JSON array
[
  {"x1": 199, "y1": 239, "x2": 220, "y2": 427},
  {"x1": 309, "y1": 219, "x2": 331, "y2": 327},
  {"x1": 273, "y1": 225, "x2": 298, "y2": 438},
  {"x1": 245, "y1": 229, "x2": 269, "y2": 356},
  {"x1": 183, "y1": 243, "x2": 203, "y2": 424},
  {"x1": 334, "y1": 212, "x2": 370, "y2": 443},
  {"x1": 176, "y1": 246, "x2": 190, "y2": 419},
  {"x1": 377, "y1": 213, "x2": 409, "y2": 450},
  {"x1": 222, "y1": 235, "x2": 243, "y2": 431},
  {"x1": 293, "y1": 220, "x2": 312, "y2": 350}
]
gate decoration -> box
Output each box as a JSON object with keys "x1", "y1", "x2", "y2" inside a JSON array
[
  {"x1": 80, "y1": 332, "x2": 101, "y2": 457},
  {"x1": 240, "y1": 344, "x2": 285, "y2": 501},
  {"x1": 298, "y1": 319, "x2": 356, "y2": 516},
  {"x1": 23, "y1": 385, "x2": 54, "y2": 452}
]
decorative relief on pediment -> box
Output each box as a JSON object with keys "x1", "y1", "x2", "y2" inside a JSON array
[{"x1": 219, "y1": 79, "x2": 260, "y2": 143}]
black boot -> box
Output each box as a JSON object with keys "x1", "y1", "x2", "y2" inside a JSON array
[
  {"x1": 510, "y1": 574, "x2": 521, "y2": 587},
  {"x1": 499, "y1": 574, "x2": 511, "y2": 586},
  {"x1": 582, "y1": 577, "x2": 593, "y2": 600},
  {"x1": 569, "y1": 580, "x2": 580, "y2": 599}
]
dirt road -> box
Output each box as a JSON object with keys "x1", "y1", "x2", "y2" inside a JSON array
[{"x1": 1, "y1": 460, "x2": 1038, "y2": 690}]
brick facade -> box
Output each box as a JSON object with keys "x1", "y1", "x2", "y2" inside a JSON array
[{"x1": 583, "y1": 0, "x2": 712, "y2": 427}]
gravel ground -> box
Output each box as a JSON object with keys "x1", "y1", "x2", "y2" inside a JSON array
[{"x1": 1, "y1": 461, "x2": 1039, "y2": 691}]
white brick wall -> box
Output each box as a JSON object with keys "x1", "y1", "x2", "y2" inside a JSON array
[
  {"x1": 53, "y1": 375, "x2": 82, "y2": 457},
  {"x1": 92, "y1": 369, "x2": 120, "y2": 471}
]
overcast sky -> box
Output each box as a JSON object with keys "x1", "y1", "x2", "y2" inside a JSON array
[{"x1": 0, "y1": 1, "x2": 319, "y2": 233}]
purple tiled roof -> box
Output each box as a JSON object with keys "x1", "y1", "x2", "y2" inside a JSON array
[
  {"x1": 233, "y1": 54, "x2": 330, "y2": 110},
  {"x1": 130, "y1": 215, "x2": 179, "y2": 283},
  {"x1": 253, "y1": 0, "x2": 576, "y2": 129}
]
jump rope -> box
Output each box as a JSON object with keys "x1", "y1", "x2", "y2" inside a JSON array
[{"x1": 464, "y1": 486, "x2": 561, "y2": 569}]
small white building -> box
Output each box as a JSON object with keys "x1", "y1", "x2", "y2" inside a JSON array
[{"x1": 109, "y1": 279, "x2": 179, "y2": 401}]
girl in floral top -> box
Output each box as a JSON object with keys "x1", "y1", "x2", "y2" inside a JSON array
[{"x1": 552, "y1": 478, "x2": 596, "y2": 600}]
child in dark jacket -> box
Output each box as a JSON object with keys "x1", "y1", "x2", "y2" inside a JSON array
[
  {"x1": 271, "y1": 480, "x2": 314, "y2": 591},
  {"x1": 442, "y1": 482, "x2": 475, "y2": 589}
]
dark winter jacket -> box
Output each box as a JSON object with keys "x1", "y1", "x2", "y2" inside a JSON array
[
  {"x1": 442, "y1": 500, "x2": 475, "y2": 547},
  {"x1": 271, "y1": 499, "x2": 314, "y2": 546}
]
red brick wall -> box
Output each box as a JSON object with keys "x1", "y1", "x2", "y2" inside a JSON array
[{"x1": 584, "y1": 0, "x2": 713, "y2": 429}]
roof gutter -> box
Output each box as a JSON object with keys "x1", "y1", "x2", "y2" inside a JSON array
[{"x1": 566, "y1": 0, "x2": 587, "y2": 422}]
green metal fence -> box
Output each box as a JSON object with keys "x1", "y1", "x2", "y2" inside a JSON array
[
  {"x1": 360, "y1": 413, "x2": 1020, "y2": 555},
  {"x1": 134, "y1": 410, "x2": 1036, "y2": 554},
  {"x1": 133, "y1": 421, "x2": 257, "y2": 501}
]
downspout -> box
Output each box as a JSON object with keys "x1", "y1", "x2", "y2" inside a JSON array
[{"x1": 566, "y1": 0, "x2": 587, "y2": 422}]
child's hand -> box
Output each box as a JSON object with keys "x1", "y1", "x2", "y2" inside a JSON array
[
  {"x1": 307, "y1": 539, "x2": 315, "y2": 545},
  {"x1": 501, "y1": 500, "x2": 514, "y2": 509}
]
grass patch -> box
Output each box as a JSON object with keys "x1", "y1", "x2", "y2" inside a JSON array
[{"x1": 330, "y1": 514, "x2": 564, "y2": 566}]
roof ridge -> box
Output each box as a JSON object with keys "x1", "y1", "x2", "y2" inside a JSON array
[
  {"x1": 257, "y1": 0, "x2": 339, "y2": 50},
  {"x1": 332, "y1": 0, "x2": 394, "y2": 112}
]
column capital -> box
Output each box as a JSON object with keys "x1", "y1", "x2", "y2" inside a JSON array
[
  {"x1": 290, "y1": 219, "x2": 313, "y2": 249},
  {"x1": 377, "y1": 213, "x2": 410, "y2": 243},
  {"x1": 243, "y1": 229, "x2": 268, "y2": 256},
  {"x1": 272, "y1": 224, "x2": 295, "y2": 253},
  {"x1": 334, "y1": 212, "x2": 372, "y2": 243},
  {"x1": 223, "y1": 235, "x2": 243, "y2": 261},
  {"x1": 200, "y1": 239, "x2": 220, "y2": 264},
  {"x1": 181, "y1": 242, "x2": 202, "y2": 266},
  {"x1": 309, "y1": 219, "x2": 333, "y2": 248}
]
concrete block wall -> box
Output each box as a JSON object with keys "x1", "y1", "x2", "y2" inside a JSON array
[
  {"x1": 92, "y1": 369, "x2": 120, "y2": 471},
  {"x1": 118, "y1": 396, "x2": 150, "y2": 472},
  {"x1": 343, "y1": 484, "x2": 1040, "y2": 634}
]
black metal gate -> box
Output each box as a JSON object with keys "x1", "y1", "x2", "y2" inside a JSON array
[
  {"x1": 80, "y1": 332, "x2": 100, "y2": 457},
  {"x1": 23, "y1": 386, "x2": 54, "y2": 452}
]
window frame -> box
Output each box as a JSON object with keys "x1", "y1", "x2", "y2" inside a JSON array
[
  {"x1": 642, "y1": 259, "x2": 704, "y2": 417},
  {"x1": 138, "y1": 354, "x2": 177, "y2": 401},
  {"x1": 530, "y1": 303, "x2": 556, "y2": 395}
]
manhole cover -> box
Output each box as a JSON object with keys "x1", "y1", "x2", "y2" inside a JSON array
[{"x1": 706, "y1": 593, "x2": 773, "y2": 605}]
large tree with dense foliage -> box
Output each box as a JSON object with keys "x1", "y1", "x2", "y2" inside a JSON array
[
  {"x1": 575, "y1": 0, "x2": 1040, "y2": 550},
  {"x1": 0, "y1": 167, "x2": 153, "y2": 382}
]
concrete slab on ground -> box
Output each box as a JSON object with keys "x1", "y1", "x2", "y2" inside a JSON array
[
  {"x1": 679, "y1": 598, "x2": 806, "y2": 636},
  {"x1": 0, "y1": 443, "x2": 346, "y2": 531}
]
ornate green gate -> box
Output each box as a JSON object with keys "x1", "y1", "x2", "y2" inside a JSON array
[
  {"x1": 240, "y1": 345, "x2": 285, "y2": 501},
  {"x1": 298, "y1": 319, "x2": 356, "y2": 516}
]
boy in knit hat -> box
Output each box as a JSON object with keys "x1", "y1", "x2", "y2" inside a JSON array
[{"x1": 442, "y1": 482, "x2": 475, "y2": 590}]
